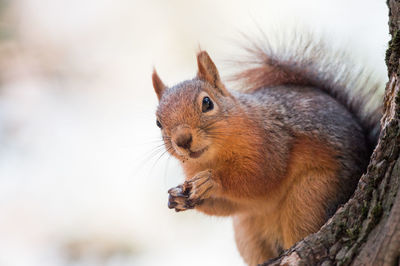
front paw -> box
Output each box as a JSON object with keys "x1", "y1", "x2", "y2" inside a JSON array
[
  {"x1": 183, "y1": 170, "x2": 216, "y2": 204},
  {"x1": 168, "y1": 185, "x2": 195, "y2": 212}
]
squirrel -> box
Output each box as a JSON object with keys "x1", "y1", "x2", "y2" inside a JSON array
[{"x1": 151, "y1": 33, "x2": 383, "y2": 265}]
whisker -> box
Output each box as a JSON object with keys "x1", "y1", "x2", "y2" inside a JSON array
[
  {"x1": 151, "y1": 145, "x2": 175, "y2": 170},
  {"x1": 144, "y1": 139, "x2": 166, "y2": 145},
  {"x1": 132, "y1": 148, "x2": 166, "y2": 175},
  {"x1": 163, "y1": 151, "x2": 174, "y2": 188},
  {"x1": 137, "y1": 147, "x2": 167, "y2": 167}
]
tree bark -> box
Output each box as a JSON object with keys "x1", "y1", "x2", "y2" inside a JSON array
[{"x1": 261, "y1": 1, "x2": 400, "y2": 265}]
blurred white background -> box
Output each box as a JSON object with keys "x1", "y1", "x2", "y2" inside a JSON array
[{"x1": 0, "y1": 0, "x2": 389, "y2": 265}]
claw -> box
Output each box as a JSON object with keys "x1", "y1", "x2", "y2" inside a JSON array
[
  {"x1": 167, "y1": 170, "x2": 215, "y2": 212},
  {"x1": 168, "y1": 195, "x2": 178, "y2": 209},
  {"x1": 184, "y1": 171, "x2": 215, "y2": 203},
  {"x1": 168, "y1": 186, "x2": 189, "y2": 198}
]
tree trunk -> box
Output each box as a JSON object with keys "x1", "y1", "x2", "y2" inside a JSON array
[{"x1": 261, "y1": 1, "x2": 400, "y2": 266}]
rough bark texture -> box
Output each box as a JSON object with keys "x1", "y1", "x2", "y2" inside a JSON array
[{"x1": 261, "y1": 1, "x2": 400, "y2": 265}]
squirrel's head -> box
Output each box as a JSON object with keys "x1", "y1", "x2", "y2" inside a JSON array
[{"x1": 152, "y1": 51, "x2": 236, "y2": 162}]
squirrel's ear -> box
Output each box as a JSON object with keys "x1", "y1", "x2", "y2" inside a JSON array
[
  {"x1": 197, "y1": 51, "x2": 230, "y2": 96},
  {"x1": 152, "y1": 68, "x2": 167, "y2": 100}
]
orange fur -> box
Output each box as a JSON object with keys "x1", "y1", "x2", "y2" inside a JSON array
[
  {"x1": 280, "y1": 136, "x2": 340, "y2": 248},
  {"x1": 231, "y1": 136, "x2": 341, "y2": 265}
]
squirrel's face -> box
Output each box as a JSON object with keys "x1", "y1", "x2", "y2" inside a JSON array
[
  {"x1": 152, "y1": 51, "x2": 234, "y2": 162},
  {"x1": 155, "y1": 80, "x2": 231, "y2": 162}
]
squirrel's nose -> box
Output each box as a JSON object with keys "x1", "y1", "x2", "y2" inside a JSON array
[{"x1": 175, "y1": 134, "x2": 192, "y2": 150}]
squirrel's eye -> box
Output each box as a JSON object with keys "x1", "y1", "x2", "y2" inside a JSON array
[
  {"x1": 202, "y1": 96, "x2": 214, "y2": 113},
  {"x1": 156, "y1": 119, "x2": 162, "y2": 129}
]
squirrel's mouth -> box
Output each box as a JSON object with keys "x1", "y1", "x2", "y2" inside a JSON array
[{"x1": 189, "y1": 147, "x2": 208, "y2": 159}]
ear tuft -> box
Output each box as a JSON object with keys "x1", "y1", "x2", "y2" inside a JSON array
[
  {"x1": 196, "y1": 51, "x2": 231, "y2": 97},
  {"x1": 197, "y1": 51, "x2": 220, "y2": 86},
  {"x1": 152, "y1": 68, "x2": 166, "y2": 100}
]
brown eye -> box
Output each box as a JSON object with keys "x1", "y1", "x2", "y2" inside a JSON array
[
  {"x1": 202, "y1": 97, "x2": 214, "y2": 113},
  {"x1": 156, "y1": 119, "x2": 162, "y2": 129}
]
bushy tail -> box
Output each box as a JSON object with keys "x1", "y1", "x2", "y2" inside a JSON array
[{"x1": 232, "y1": 32, "x2": 384, "y2": 146}]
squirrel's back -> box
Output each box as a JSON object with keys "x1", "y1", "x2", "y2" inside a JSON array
[{"x1": 239, "y1": 84, "x2": 370, "y2": 214}]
